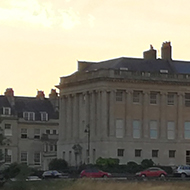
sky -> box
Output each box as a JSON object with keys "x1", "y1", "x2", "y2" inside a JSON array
[{"x1": 1, "y1": 0, "x2": 190, "y2": 97}]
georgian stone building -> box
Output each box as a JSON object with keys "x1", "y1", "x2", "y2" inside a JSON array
[
  {"x1": 57, "y1": 42, "x2": 190, "y2": 166},
  {"x1": 0, "y1": 88, "x2": 59, "y2": 170}
]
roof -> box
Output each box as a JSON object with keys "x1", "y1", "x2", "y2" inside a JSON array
[
  {"x1": 79, "y1": 57, "x2": 190, "y2": 74},
  {"x1": 14, "y1": 97, "x2": 58, "y2": 119},
  {"x1": 0, "y1": 96, "x2": 58, "y2": 120}
]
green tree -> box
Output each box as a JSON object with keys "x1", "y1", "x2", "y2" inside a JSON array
[
  {"x1": 141, "y1": 159, "x2": 154, "y2": 169},
  {"x1": 48, "y1": 158, "x2": 68, "y2": 171}
]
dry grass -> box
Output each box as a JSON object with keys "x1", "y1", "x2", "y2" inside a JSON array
[
  {"x1": 65, "y1": 180, "x2": 190, "y2": 190},
  {"x1": 3, "y1": 179, "x2": 190, "y2": 190}
]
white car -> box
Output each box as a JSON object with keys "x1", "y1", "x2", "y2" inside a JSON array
[
  {"x1": 26, "y1": 176, "x2": 42, "y2": 181},
  {"x1": 42, "y1": 170, "x2": 62, "y2": 178}
]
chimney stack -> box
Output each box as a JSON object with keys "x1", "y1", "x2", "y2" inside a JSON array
[
  {"x1": 4, "y1": 88, "x2": 15, "y2": 106},
  {"x1": 143, "y1": 45, "x2": 157, "y2": 60},
  {"x1": 36, "y1": 90, "x2": 45, "y2": 100},
  {"x1": 49, "y1": 89, "x2": 59, "y2": 111},
  {"x1": 161, "y1": 41, "x2": 172, "y2": 60}
]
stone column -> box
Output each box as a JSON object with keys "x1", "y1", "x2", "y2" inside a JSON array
[
  {"x1": 142, "y1": 91, "x2": 149, "y2": 138},
  {"x1": 79, "y1": 93, "x2": 85, "y2": 139},
  {"x1": 177, "y1": 92, "x2": 184, "y2": 140},
  {"x1": 109, "y1": 90, "x2": 115, "y2": 136},
  {"x1": 96, "y1": 90, "x2": 101, "y2": 138},
  {"x1": 101, "y1": 90, "x2": 107, "y2": 138},
  {"x1": 126, "y1": 90, "x2": 132, "y2": 137},
  {"x1": 67, "y1": 95, "x2": 72, "y2": 139},
  {"x1": 73, "y1": 94, "x2": 78, "y2": 140},
  {"x1": 59, "y1": 96, "x2": 66, "y2": 141},
  {"x1": 90, "y1": 91, "x2": 95, "y2": 138},
  {"x1": 160, "y1": 92, "x2": 166, "y2": 139}
]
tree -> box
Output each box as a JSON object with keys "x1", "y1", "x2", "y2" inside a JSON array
[
  {"x1": 48, "y1": 158, "x2": 68, "y2": 171},
  {"x1": 141, "y1": 159, "x2": 154, "y2": 169}
]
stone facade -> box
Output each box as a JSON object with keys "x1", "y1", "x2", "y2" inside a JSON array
[
  {"x1": 57, "y1": 42, "x2": 190, "y2": 166},
  {"x1": 0, "y1": 89, "x2": 59, "y2": 170}
]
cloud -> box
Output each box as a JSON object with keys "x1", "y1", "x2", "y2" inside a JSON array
[
  {"x1": 88, "y1": 14, "x2": 95, "y2": 28},
  {"x1": 0, "y1": 0, "x2": 80, "y2": 29}
]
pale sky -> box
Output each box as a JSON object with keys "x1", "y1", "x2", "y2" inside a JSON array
[{"x1": 1, "y1": 0, "x2": 190, "y2": 97}]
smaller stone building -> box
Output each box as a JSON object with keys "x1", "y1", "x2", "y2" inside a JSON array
[{"x1": 0, "y1": 88, "x2": 59, "y2": 170}]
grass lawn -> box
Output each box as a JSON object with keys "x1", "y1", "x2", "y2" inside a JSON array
[{"x1": 2, "y1": 179, "x2": 190, "y2": 190}]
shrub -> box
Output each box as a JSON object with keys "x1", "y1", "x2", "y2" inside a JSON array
[
  {"x1": 141, "y1": 159, "x2": 154, "y2": 169},
  {"x1": 48, "y1": 158, "x2": 68, "y2": 171},
  {"x1": 96, "y1": 157, "x2": 119, "y2": 167}
]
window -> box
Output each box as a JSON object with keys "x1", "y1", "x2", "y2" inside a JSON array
[
  {"x1": 5, "y1": 149, "x2": 12, "y2": 163},
  {"x1": 34, "y1": 152, "x2": 41, "y2": 165},
  {"x1": 4, "y1": 124, "x2": 12, "y2": 136},
  {"x1": 21, "y1": 152, "x2": 28, "y2": 164},
  {"x1": 150, "y1": 120, "x2": 157, "y2": 139},
  {"x1": 116, "y1": 91, "x2": 123, "y2": 101},
  {"x1": 46, "y1": 129, "x2": 50, "y2": 134},
  {"x1": 133, "y1": 120, "x2": 141, "y2": 138},
  {"x1": 135, "y1": 149, "x2": 142, "y2": 157},
  {"x1": 169, "y1": 150, "x2": 175, "y2": 158},
  {"x1": 52, "y1": 130, "x2": 57, "y2": 135},
  {"x1": 167, "y1": 121, "x2": 175, "y2": 139},
  {"x1": 21, "y1": 128, "x2": 27, "y2": 138},
  {"x1": 152, "y1": 150, "x2": 158, "y2": 158},
  {"x1": 3, "y1": 107, "x2": 11, "y2": 115},
  {"x1": 62, "y1": 151, "x2": 65, "y2": 160},
  {"x1": 167, "y1": 93, "x2": 175, "y2": 105},
  {"x1": 50, "y1": 145, "x2": 54, "y2": 151},
  {"x1": 133, "y1": 91, "x2": 141, "y2": 103},
  {"x1": 23, "y1": 112, "x2": 35, "y2": 121},
  {"x1": 41, "y1": 112, "x2": 48, "y2": 121},
  {"x1": 184, "y1": 122, "x2": 190, "y2": 139},
  {"x1": 186, "y1": 151, "x2": 190, "y2": 165},
  {"x1": 34, "y1": 129, "x2": 40, "y2": 139},
  {"x1": 150, "y1": 92, "x2": 157, "y2": 104},
  {"x1": 54, "y1": 145, "x2": 57, "y2": 151},
  {"x1": 185, "y1": 93, "x2": 190, "y2": 107},
  {"x1": 115, "y1": 119, "x2": 124, "y2": 138},
  {"x1": 117, "y1": 149, "x2": 124, "y2": 157}
]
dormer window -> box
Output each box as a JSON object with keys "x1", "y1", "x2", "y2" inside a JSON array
[
  {"x1": 41, "y1": 112, "x2": 48, "y2": 121},
  {"x1": 23, "y1": 112, "x2": 35, "y2": 121},
  {"x1": 3, "y1": 107, "x2": 11, "y2": 115}
]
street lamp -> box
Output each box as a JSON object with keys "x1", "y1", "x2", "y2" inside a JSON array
[{"x1": 84, "y1": 124, "x2": 90, "y2": 164}]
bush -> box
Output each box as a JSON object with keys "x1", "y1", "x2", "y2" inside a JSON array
[
  {"x1": 126, "y1": 161, "x2": 143, "y2": 174},
  {"x1": 96, "y1": 157, "x2": 119, "y2": 167},
  {"x1": 141, "y1": 159, "x2": 154, "y2": 169},
  {"x1": 48, "y1": 158, "x2": 68, "y2": 171}
]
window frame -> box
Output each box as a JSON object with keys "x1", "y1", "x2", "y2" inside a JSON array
[
  {"x1": 4, "y1": 124, "x2": 12, "y2": 136},
  {"x1": 185, "y1": 93, "x2": 190, "y2": 107},
  {"x1": 150, "y1": 92, "x2": 157, "y2": 105},
  {"x1": 133, "y1": 91, "x2": 141, "y2": 103},
  {"x1": 152, "y1": 150, "x2": 159, "y2": 158},
  {"x1": 34, "y1": 128, "x2": 41, "y2": 139},
  {"x1": 34, "y1": 152, "x2": 41, "y2": 165},
  {"x1": 23, "y1": 112, "x2": 35, "y2": 121},
  {"x1": 167, "y1": 121, "x2": 175, "y2": 139},
  {"x1": 133, "y1": 120, "x2": 141, "y2": 139},
  {"x1": 3, "y1": 107, "x2": 11, "y2": 115},
  {"x1": 21, "y1": 151, "x2": 28, "y2": 164},
  {"x1": 117, "y1": 149, "x2": 124, "y2": 157},
  {"x1": 169, "y1": 150, "x2": 176, "y2": 158},
  {"x1": 135, "y1": 149, "x2": 142, "y2": 157},
  {"x1": 184, "y1": 122, "x2": 190, "y2": 139},
  {"x1": 167, "y1": 93, "x2": 175, "y2": 105},
  {"x1": 21, "y1": 128, "x2": 28, "y2": 139},
  {"x1": 150, "y1": 120, "x2": 158, "y2": 139},
  {"x1": 116, "y1": 90, "x2": 123, "y2": 102},
  {"x1": 41, "y1": 112, "x2": 48, "y2": 121},
  {"x1": 115, "y1": 119, "x2": 124, "y2": 138}
]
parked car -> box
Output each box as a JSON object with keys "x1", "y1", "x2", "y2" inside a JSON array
[
  {"x1": 173, "y1": 165, "x2": 190, "y2": 178},
  {"x1": 80, "y1": 168, "x2": 111, "y2": 178},
  {"x1": 135, "y1": 167, "x2": 167, "y2": 178},
  {"x1": 26, "y1": 176, "x2": 42, "y2": 181},
  {"x1": 42, "y1": 170, "x2": 62, "y2": 178}
]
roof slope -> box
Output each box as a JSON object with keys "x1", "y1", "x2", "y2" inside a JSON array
[{"x1": 79, "y1": 57, "x2": 190, "y2": 74}]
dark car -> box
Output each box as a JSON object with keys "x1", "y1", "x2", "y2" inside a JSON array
[
  {"x1": 135, "y1": 167, "x2": 167, "y2": 178},
  {"x1": 80, "y1": 168, "x2": 111, "y2": 178},
  {"x1": 42, "y1": 170, "x2": 62, "y2": 178}
]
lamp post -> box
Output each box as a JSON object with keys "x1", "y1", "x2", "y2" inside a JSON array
[{"x1": 84, "y1": 124, "x2": 90, "y2": 164}]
